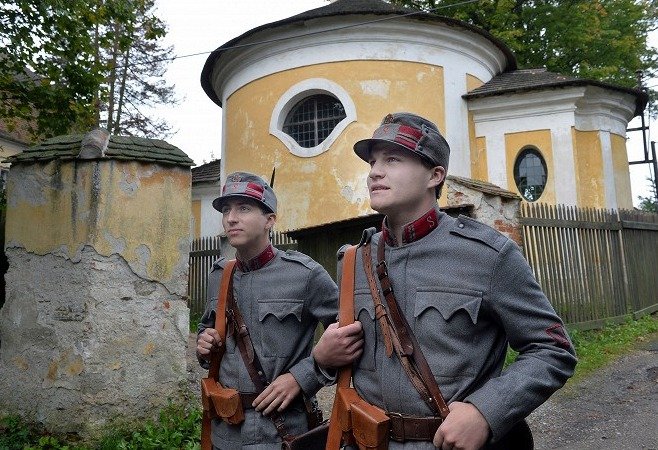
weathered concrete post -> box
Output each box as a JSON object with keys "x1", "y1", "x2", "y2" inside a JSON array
[{"x1": 0, "y1": 129, "x2": 194, "y2": 436}]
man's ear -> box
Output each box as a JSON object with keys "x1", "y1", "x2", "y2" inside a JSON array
[
  {"x1": 265, "y1": 213, "x2": 277, "y2": 230},
  {"x1": 428, "y1": 165, "x2": 446, "y2": 189}
]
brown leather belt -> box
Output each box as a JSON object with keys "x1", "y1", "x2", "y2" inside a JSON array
[
  {"x1": 239, "y1": 393, "x2": 259, "y2": 410},
  {"x1": 388, "y1": 413, "x2": 443, "y2": 442}
]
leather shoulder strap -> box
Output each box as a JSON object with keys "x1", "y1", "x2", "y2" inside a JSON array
[
  {"x1": 208, "y1": 259, "x2": 237, "y2": 380},
  {"x1": 336, "y1": 245, "x2": 357, "y2": 387},
  {"x1": 362, "y1": 243, "x2": 394, "y2": 357},
  {"x1": 326, "y1": 245, "x2": 358, "y2": 450},
  {"x1": 375, "y1": 239, "x2": 450, "y2": 419}
]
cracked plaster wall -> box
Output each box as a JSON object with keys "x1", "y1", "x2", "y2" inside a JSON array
[
  {"x1": 5, "y1": 160, "x2": 190, "y2": 295},
  {"x1": 0, "y1": 159, "x2": 191, "y2": 435}
]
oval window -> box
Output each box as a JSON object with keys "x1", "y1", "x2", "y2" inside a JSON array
[
  {"x1": 514, "y1": 147, "x2": 547, "y2": 202},
  {"x1": 282, "y1": 95, "x2": 346, "y2": 148}
]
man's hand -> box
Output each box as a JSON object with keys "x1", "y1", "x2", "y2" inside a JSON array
[
  {"x1": 312, "y1": 321, "x2": 364, "y2": 369},
  {"x1": 253, "y1": 373, "x2": 301, "y2": 415},
  {"x1": 196, "y1": 328, "x2": 222, "y2": 360},
  {"x1": 433, "y1": 402, "x2": 490, "y2": 450}
]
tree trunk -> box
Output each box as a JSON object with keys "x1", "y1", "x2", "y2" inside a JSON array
[
  {"x1": 106, "y1": 22, "x2": 122, "y2": 133},
  {"x1": 114, "y1": 45, "x2": 131, "y2": 135}
]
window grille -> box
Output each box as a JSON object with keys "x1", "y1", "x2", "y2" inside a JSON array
[
  {"x1": 514, "y1": 148, "x2": 547, "y2": 202},
  {"x1": 283, "y1": 95, "x2": 346, "y2": 148}
]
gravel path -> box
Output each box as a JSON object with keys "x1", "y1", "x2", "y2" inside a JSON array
[
  {"x1": 187, "y1": 333, "x2": 658, "y2": 449},
  {"x1": 527, "y1": 334, "x2": 658, "y2": 450}
]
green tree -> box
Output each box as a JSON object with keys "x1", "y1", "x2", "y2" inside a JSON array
[
  {"x1": 637, "y1": 176, "x2": 658, "y2": 212},
  {"x1": 390, "y1": 0, "x2": 657, "y2": 101},
  {"x1": 0, "y1": 0, "x2": 103, "y2": 138},
  {"x1": 0, "y1": 0, "x2": 176, "y2": 140},
  {"x1": 101, "y1": 0, "x2": 178, "y2": 137}
]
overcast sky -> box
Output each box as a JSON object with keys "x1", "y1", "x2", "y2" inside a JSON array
[{"x1": 154, "y1": 0, "x2": 657, "y2": 205}]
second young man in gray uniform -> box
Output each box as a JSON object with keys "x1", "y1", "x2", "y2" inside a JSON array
[
  {"x1": 315, "y1": 113, "x2": 577, "y2": 449},
  {"x1": 196, "y1": 172, "x2": 357, "y2": 449}
]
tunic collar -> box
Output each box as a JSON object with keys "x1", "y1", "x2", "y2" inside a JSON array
[
  {"x1": 237, "y1": 244, "x2": 276, "y2": 272},
  {"x1": 382, "y1": 207, "x2": 439, "y2": 246}
]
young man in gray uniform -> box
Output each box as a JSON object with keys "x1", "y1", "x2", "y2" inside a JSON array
[
  {"x1": 315, "y1": 113, "x2": 577, "y2": 449},
  {"x1": 196, "y1": 172, "x2": 355, "y2": 449}
]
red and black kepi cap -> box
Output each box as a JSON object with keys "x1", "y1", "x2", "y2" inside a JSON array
[
  {"x1": 354, "y1": 112, "x2": 450, "y2": 171},
  {"x1": 212, "y1": 171, "x2": 277, "y2": 214}
]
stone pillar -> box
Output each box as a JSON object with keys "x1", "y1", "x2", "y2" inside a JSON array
[
  {"x1": 444, "y1": 175, "x2": 523, "y2": 246},
  {"x1": 0, "y1": 129, "x2": 194, "y2": 436}
]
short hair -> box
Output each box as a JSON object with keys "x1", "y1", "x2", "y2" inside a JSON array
[{"x1": 419, "y1": 157, "x2": 444, "y2": 199}]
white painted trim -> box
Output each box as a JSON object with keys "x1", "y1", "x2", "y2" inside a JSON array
[
  {"x1": 443, "y1": 70, "x2": 471, "y2": 178},
  {"x1": 269, "y1": 78, "x2": 357, "y2": 157},
  {"x1": 210, "y1": 17, "x2": 508, "y2": 105},
  {"x1": 550, "y1": 126, "x2": 578, "y2": 205},
  {"x1": 574, "y1": 86, "x2": 637, "y2": 136},
  {"x1": 468, "y1": 88, "x2": 585, "y2": 124},
  {"x1": 486, "y1": 133, "x2": 507, "y2": 188}
]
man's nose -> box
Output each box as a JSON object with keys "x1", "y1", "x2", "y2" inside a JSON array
[
  {"x1": 225, "y1": 210, "x2": 238, "y2": 222},
  {"x1": 369, "y1": 160, "x2": 384, "y2": 179}
]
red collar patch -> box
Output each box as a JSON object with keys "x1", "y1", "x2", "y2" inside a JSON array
[
  {"x1": 382, "y1": 208, "x2": 439, "y2": 246},
  {"x1": 237, "y1": 244, "x2": 276, "y2": 272}
]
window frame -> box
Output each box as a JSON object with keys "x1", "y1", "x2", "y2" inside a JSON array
[
  {"x1": 513, "y1": 146, "x2": 548, "y2": 202},
  {"x1": 270, "y1": 79, "x2": 356, "y2": 158},
  {"x1": 282, "y1": 94, "x2": 347, "y2": 149}
]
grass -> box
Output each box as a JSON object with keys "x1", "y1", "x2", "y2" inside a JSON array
[
  {"x1": 2, "y1": 313, "x2": 657, "y2": 449},
  {"x1": 567, "y1": 313, "x2": 658, "y2": 381},
  {"x1": 504, "y1": 313, "x2": 658, "y2": 382},
  {"x1": 0, "y1": 403, "x2": 201, "y2": 450}
]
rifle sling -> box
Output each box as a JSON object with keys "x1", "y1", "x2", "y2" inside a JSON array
[{"x1": 373, "y1": 238, "x2": 450, "y2": 419}]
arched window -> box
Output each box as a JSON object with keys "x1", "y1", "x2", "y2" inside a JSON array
[
  {"x1": 282, "y1": 95, "x2": 346, "y2": 148},
  {"x1": 514, "y1": 147, "x2": 547, "y2": 202}
]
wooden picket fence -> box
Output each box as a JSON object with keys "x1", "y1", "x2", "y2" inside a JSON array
[
  {"x1": 188, "y1": 235, "x2": 222, "y2": 318},
  {"x1": 188, "y1": 206, "x2": 658, "y2": 330},
  {"x1": 520, "y1": 204, "x2": 658, "y2": 330}
]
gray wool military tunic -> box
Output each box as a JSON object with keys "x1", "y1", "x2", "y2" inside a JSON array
[
  {"x1": 344, "y1": 210, "x2": 577, "y2": 449},
  {"x1": 198, "y1": 247, "x2": 338, "y2": 450}
]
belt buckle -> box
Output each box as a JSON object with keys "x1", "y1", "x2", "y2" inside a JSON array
[{"x1": 387, "y1": 412, "x2": 405, "y2": 442}]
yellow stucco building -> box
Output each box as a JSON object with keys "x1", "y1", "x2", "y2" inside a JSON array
[{"x1": 201, "y1": 0, "x2": 646, "y2": 231}]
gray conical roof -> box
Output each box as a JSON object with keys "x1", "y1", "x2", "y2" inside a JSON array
[{"x1": 201, "y1": 0, "x2": 517, "y2": 106}]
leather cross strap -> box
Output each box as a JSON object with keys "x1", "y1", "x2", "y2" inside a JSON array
[
  {"x1": 363, "y1": 243, "x2": 439, "y2": 415},
  {"x1": 225, "y1": 278, "x2": 295, "y2": 443},
  {"x1": 227, "y1": 293, "x2": 269, "y2": 390},
  {"x1": 362, "y1": 243, "x2": 394, "y2": 357},
  {"x1": 326, "y1": 245, "x2": 358, "y2": 450},
  {"x1": 375, "y1": 238, "x2": 450, "y2": 419}
]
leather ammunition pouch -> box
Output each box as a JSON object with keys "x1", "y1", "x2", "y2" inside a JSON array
[
  {"x1": 281, "y1": 420, "x2": 329, "y2": 450},
  {"x1": 201, "y1": 378, "x2": 245, "y2": 425},
  {"x1": 335, "y1": 386, "x2": 389, "y2": 450}
]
